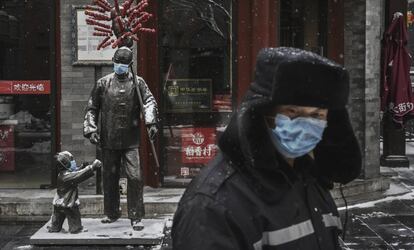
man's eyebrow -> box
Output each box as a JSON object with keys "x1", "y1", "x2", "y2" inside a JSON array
[{"x1": 310, "y1": 109, "x2": 325, "y2": 114}]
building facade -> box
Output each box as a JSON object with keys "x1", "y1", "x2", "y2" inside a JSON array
[{"x1": 0, "y1": 0, "x2": 399, "y2": 189}]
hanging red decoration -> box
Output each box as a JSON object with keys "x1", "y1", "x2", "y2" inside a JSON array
[{"x1": 85, "y1": 0, "x2": 156, "y2": 50}]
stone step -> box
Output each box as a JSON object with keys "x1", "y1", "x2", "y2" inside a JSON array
[
  {"x1": 0, "y1": 188, "x2": 184, "y2": 222},
  {"x1": 332, "y1": 176, "x2": 392, "y2": 207},
  {"x1": 0, "y1": 177, "x2": 390, "y2": 222}
]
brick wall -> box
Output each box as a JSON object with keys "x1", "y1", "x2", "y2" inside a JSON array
[
  {"x1": 60, "y1": 0, "x2": 112, "y2": 163},
  {"x1": 344, "y1": 0, "x2": 384, "y2": 178}
]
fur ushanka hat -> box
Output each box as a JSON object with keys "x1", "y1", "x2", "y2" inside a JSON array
[
  {"x1": 252, "y1": 47, "x2": 349, "y2": 109},
  {"x1": 218, "y1": 47, "x2": 361, "y2": 189}
]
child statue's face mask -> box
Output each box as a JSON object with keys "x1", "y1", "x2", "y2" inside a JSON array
[{"x1": 69, "y1": 160, "x2": 77, "y2": 172}]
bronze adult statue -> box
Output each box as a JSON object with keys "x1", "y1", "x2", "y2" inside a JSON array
[{"x1": 84, "y1": 46, "x2": 158, "y2": 231}]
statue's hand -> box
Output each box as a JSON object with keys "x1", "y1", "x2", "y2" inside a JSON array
[
  {"x1": 89, "y1": 132, "x2": 100, "y2": 145},
  {"x1": 147, "y1": 125, "x2": 158, "y2": 141},
  {"x1": 91, "y1": 159, "x2": 102, "y2": 170}
]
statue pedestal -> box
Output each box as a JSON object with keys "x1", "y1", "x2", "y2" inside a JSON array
[{"x1": 30, "y1": 218, "x2": 166, "y2": 246}]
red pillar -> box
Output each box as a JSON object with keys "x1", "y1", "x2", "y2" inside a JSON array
[
  {"x1": 237, "y1": 1, "x2": 253, "y2": 104},
  {"x1": 52, "y1": 0, "x2": 61, "y2": 187},
  {"x1": 327, "y1": 0, "x2": 344, "y2": 65},
  {"x1": 137, "y1": 1, "x2": 160, "y2": 187},
  {"x1": 237, "y1": 0, "x2": 278, "y2": 104}
]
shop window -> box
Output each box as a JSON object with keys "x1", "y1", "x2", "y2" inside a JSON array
[
  {"x1": 159, "y1": 0, "x2": 233, "y2": 186},
  {"x1": 0, "y1": 0, "x2": 54, "y2": 188},
  {"x1": 280, "y1": 0, "x2": 328, "y2": 56}
]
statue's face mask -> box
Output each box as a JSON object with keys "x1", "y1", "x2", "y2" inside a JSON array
[
  {"x1": 56, "y1": 151, "x2": 74, "y2": 170},
  {"x1": 114, "y1": 63, "x2": 129, "y2": 75}
]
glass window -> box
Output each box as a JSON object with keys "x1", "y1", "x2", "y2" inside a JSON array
[
  {"x1": 280, "y1": 0, "x2": 327, "y2": 56},
  {"x1": 0, "y1": 0, "x2": 54, "y2": 188},
  {"x1": 159, "y1": 0, "x2": 233, "y2": 186}
]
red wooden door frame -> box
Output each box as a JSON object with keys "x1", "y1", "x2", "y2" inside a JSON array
[
  {"x1": 55, "y1": 0, "x2": 61, "y2": 154},
  {"x1": 237, "y1": 0, "x2": 278, "y2": 104},
  {"x1": 327, "y1": 0, "x2": 344, "y2": 65},
  {"x1": 138, "y1": 0, "x2": 160, "y2": 187},
  {"x1": 52, "y1": 0, "x2": 61, "y2": 188}
]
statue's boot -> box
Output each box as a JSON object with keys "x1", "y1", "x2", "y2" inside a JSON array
[
  {"x1": 101, "y1": 216, "x2": 119, "y2": 223},
  {"x1": 131, "y1": 219, "x2": 144, "y2": 231},
  {"x1": 69, "y1": 226, "x2": 84, "y2": 234},
  {"x1": 47, "y1": 225, "x2": 61, "y2": 233}
]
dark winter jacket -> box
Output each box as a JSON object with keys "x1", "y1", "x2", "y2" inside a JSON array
[
  {"x1": 84, "y1": 72, "x2": 158, "y2": 149},
  {"x1": 172, "y1": 48, "x2": 362, "y2": 250},
  {"x1": 53, "y1": 165, "x2": 95, "y2": 208}
]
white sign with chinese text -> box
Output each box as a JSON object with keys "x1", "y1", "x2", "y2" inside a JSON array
[{"x1": 76, "y1": 9, "x2": 116, "y2": 62}]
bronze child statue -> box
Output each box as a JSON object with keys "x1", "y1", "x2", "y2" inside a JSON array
[{"x1": 47, "y1": 151, "x2": 102, "y2": 234}]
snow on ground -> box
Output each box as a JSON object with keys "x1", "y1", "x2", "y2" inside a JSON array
[
  {"x1": 339, "y1": 184, "x2": 414, "y2": 210},
  {"x1": 339, "y1": 161, "x2": 414, "y2": 211},
  {"x1": 384, "y1": 182, "x2": 410, "y2": 195},
  {"x1": 13, "y1": 246, "x2": 33, "y2": 250},
  {"x1": 381, "y1": 166, "x2": 414, "y2": 172},
  {"x1": 406, "y1": 142, "x2": 414, "y2": 154},
  {"x1": 355, "y1": 211, "x2": 391, "y2": 219}
]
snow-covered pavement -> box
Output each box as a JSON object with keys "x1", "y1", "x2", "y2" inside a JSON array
[{"x1": 341, "y1": 150, "x2": 414, "y2": 249}]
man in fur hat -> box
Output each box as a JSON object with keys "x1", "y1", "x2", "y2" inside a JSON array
[{"x1": 172, "y1": 47, "x2": 361, "y2": 249}]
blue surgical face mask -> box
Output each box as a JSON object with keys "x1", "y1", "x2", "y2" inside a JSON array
[
  {"x1": 114, "y1": 63, "x2": 129, "y2": 75},
  {"x1": 69, "y1": 160, "x2": 77, "y2": 172},
  {"x1": 269, "y1": 114, "x2": 327, "y2": 158}
]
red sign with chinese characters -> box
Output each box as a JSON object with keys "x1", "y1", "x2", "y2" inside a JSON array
[
  {"x1": 0, "y1": 80, "x2": 51, "y2": 94},
  {"x1": 181, "y1": 127, "x2": 217, "y2": 164}
]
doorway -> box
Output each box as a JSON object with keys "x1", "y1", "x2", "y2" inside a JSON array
[{"x1": 158, "y1": 0, "x2": 234, "y2": 187}]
